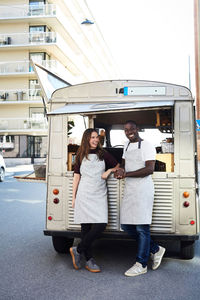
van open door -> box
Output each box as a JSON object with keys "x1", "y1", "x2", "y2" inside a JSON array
[{"x1": 31, "y1": 60, "x2": 71, "y2": 114}]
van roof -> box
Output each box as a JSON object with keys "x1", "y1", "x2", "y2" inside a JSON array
[{"x1": 51, "y1": 80, "x2": 193, "y2": 103}]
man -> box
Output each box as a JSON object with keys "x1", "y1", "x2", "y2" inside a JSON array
[{"x1": 115, "y1": 120, "x2": 165, "y2": 277}]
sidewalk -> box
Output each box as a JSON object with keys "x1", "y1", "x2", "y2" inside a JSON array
[
  {"x1": 4, "y1": 157, "x2": 46, "y2": 168},
  {"x1": 6, "y1": 164, "x2": 34, "y2": 175}
]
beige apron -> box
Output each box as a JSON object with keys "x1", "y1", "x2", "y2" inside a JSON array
[
  {"x1": 120, "y1": 141, "x2": 154, "y2": 225},
  {"x1": 74, "y1": 154, "x2": 108, "y2": 224}
]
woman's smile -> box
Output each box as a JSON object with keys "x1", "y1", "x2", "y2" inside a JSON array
[{"x1": 89, "y1": 132, "x2": 99, "y2": 149}]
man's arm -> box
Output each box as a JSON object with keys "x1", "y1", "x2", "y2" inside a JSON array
[
  {"x1": 125, "y1": 160, "x2": 155, "y2": 178},
  {"x1": 120, "y1": 158, "x2": 125, "y2": 169}
]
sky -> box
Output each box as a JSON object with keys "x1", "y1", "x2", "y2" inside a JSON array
[
  {"x1": 86, "y1": 0, "x2": 195, "y2": 95},
  {"x1": 70, "y1": 0, "x2": 195, "y2": 145}
]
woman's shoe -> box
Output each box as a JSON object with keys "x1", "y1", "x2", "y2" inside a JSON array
[
  {"x1": 85, "y1": 258, "x2": 101, "y2": 273},
  {"x1": 69, "y1": 247, "x2": 81, "y2": 270}
]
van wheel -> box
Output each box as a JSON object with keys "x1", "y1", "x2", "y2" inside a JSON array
[
  {"x1": 180, "y1": 241, "x2": 195, "y2": 259},
  {"x1": 52, "y1": 236, "x2": 74, "y2": 253},
  {"x1": 0, "y1": 167, "x2": 5, "y2": 182}
]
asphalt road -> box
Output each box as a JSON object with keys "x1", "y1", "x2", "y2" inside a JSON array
[{"x1": 0, "y1": 166, "x2": 200, "y2": 300}]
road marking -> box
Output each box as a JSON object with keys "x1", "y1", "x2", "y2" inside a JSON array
[
  {"x1": 3, "y1": 199, "x2": 44, "y2": 204},
  {"x1": 6, "y1": 188, "x2": 20, "y2": 192}
]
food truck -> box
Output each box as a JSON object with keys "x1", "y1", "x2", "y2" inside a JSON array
[{"x1": 33, "y1": 63, "x2": 199, "y2": 259}]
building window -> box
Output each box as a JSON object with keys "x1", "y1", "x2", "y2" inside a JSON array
[
  {"x1": 29, "y1": 52, "x2": 50, "y2": 71},
  {"x1": 27, "y1": 136, "x2": 47, "y2": 158},
  {"x1": 29, "y1": 25, "x2": 47, "y2": 33},
  {"x1": 29, "y1": 107, "x2": 45, "y2": 119},
  {"x1": 0, "y1": 136, "x2": 15, "y2": 151},
  {"x1": 29, "y1": 1, "x2": 46, "y2": 16},
  {"x1": 29, "y1": 26, "x2": 51, "y2": 43},
  {"x1": 29, "y1": 80, "x2": 41, "y2": 97},
  {"x1": 29, "y1": 0, "x2": 46, "y2": 5},
  {"x1": 29, "y1": 79, "x2": 39, "y2": 90},
  {"x1": 30, "y1": 52, "x2": 45, "y2": 63}
]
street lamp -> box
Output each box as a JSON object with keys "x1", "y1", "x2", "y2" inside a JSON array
[{"x1": 81, "y1": 19, "x2": 94, "y2": 25}]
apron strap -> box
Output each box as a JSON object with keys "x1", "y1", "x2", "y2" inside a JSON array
[
  {"x1": 125, "y1": 141, "x2": 131, "y2": 151},
  {"x1": 126, "y1": 139, "x2": 142, "y2": 151}
]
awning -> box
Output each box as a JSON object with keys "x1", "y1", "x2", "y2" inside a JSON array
[{"x1": 48, "y1": 101, "x2": 174, "y2": 115}]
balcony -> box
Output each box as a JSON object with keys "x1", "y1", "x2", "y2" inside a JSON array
[
  {"x1": 0, "y1": 31, "x2": 57, "y2": 48},
  {"x1": 0, "y1": 4, "x2": 57, "y2": 21},
  {"x1": 0, "y1": 59, "x2": 74, "y2": 81},
  {"x1": 0, "y1": 117, "x2": 48, "y2": 134},
  {"x1": 0, "y1": 89, "x2": 42, "y2": 103},
  {"x1": 0, "y1": 30, "x2": 87, "y2": 80},
  {"x1": 0, "y1": 30, "x2": 88, "y2": 79}
]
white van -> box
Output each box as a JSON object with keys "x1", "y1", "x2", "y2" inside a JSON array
[{"x1": 33, "y1": 64, "x2": 199, "y2": 259}]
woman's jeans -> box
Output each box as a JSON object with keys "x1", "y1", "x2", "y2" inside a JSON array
[{"x1": 121, "y1": 224, "x2": 159, "y2": 268}]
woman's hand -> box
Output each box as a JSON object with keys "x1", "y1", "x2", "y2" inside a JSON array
[
  {"x1": 102, "y1": 164, "x2": 120, "y2": 180},
  {"x1": 102, "y1": 169, "x2": 112, "y2": 179}
]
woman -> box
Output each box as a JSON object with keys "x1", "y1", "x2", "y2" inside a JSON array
[{"x1": 70, "y1": 128, "x2": 119, "y2": 273}]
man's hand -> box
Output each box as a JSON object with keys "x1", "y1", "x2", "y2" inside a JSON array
[{"x1": 114, "y1": 168, "x2": 125, "y2": 179}]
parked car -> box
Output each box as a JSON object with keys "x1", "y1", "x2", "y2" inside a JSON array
[{"x1": 0, "y1": 153, "x2": 6, "y2": 182}]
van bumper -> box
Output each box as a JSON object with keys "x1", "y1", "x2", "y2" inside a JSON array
[{"x1": 44, "y1": 230, "x2": 199, "y2": 241}]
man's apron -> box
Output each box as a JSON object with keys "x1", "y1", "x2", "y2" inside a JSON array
[
  {"x1": 120, "y1": 141, "x2": 154, "y2": 225},
  {"x1": 74, "y1": 154, "x2": 108, "y2": 224}
]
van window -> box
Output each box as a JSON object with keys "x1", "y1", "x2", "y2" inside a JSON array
[
  {"x1": 94, "y1": 106, "x2": 174, "y2": 172},
  {"x1": 68, "y1": 115, "x2": 88, "y2": 145},
  {"x1": 110, "y1": 128, "x2": 172, "y2": 148}
]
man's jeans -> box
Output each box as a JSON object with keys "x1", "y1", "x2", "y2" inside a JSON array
[{"x1": 121, "y1": 224, "x2": 159, "y2": 267}]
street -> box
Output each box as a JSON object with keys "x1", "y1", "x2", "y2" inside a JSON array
[{"x1": 0, "y1": 166, "x2": 200, "y2": 300}]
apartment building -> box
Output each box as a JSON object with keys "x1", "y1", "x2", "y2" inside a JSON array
[{"x1": 0, "y1": 0, "x2": 119, "y2": 161}]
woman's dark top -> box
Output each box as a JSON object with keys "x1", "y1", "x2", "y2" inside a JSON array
[{"x1": 74, "y1": 149, "x2": 118, "y2": 174}]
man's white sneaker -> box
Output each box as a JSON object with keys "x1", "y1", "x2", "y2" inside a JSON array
[
  {"x1": 151, "y1": 246, "x2": 166, "y2": 270},
  {"x1": 124, "y1": 262, "x2": 147, "y2": 277}
]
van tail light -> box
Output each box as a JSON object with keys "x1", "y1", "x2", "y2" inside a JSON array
[
  {"x1": 53, "y1": 188, "x2": 59, "y2": 195},
  {"x1": 183, "y1": 191, "x2": 189, "y2": 198},
  {"x1": 183, "y1": 201, "x2": 190, "y2": 207},
  {"x1": 53, "y1": 198, "x2": 59, "y2": 204},
  {"x1": 190, "y1": 220, "x2": 195, "y2": 225},
  {"x1": 48, "y1": 216, "x2": 52, "y2": 221}
]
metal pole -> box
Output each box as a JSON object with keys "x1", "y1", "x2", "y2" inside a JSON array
[
  {"x1": 194, "y1": 0, "x2": 200, "y2": 119},
  {"x1": 188, "y1": 55, "x2": 191, "y2": 90}
]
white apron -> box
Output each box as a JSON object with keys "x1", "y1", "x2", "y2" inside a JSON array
[
  {"x1": 120, "y1": 141, "x2": 154, "y2": 225},
  {"x1": 74, "y1": 154, "x2": 108, "y2": 224}
]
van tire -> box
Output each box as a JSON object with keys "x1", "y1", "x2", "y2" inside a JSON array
[
  {"x1": 52, "y1": 236, "x2": 74, "y2": 253},
  {"x1": 180, "y1": 241, "x2": 195, "y2": 259}
]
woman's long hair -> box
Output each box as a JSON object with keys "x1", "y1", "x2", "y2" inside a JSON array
[{"x1": 75, "y1": 128, "x2": 104, "y2": 165}]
